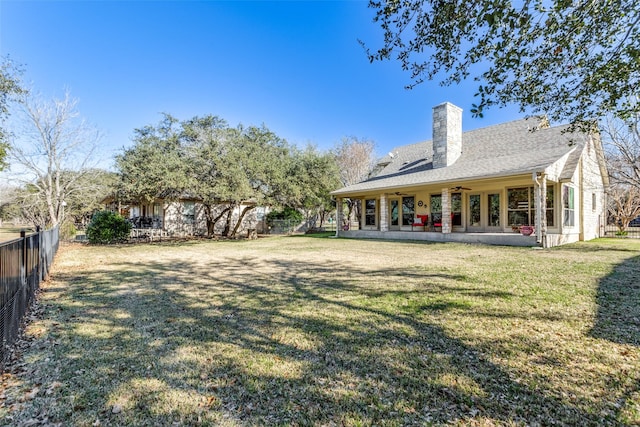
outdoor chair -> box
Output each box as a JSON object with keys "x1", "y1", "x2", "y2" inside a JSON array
[
  {"x1": 433, "y1": 213, "x2": 454, "y2": 231},
  {"x1": 412, "y1": 214, "x2": 428, "y2": 231}
]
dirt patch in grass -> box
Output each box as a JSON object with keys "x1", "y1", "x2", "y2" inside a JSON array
[{"x1": 1, "y1": 237, "x2": 638, "y2": 426}]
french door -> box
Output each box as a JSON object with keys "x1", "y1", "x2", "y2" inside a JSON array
[
  {"x1": 388, "y1": 198, "x2": 400, "y2": 230},
  {"x1": 468, "y1": 192, "x2": 501, "y2": 231}
]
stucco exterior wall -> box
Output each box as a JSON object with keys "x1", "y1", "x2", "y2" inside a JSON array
[
  {"x1": 163, "y1": 201, "x2": 206, "y2": 236},
  {"x1": 579, "y1": 137, "x2": 607, "y2": 241},
  {"x1": 163, "y1": 201, "x2": 265, "y2": 237}
]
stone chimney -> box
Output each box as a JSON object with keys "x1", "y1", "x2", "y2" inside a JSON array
[{"x1": 432, "y1": 102, "x2": 463, "y2": 168}]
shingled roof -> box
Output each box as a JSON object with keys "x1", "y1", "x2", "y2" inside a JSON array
[{"x1": 332, "y1": 117, "x2": 587, "y2": 196}]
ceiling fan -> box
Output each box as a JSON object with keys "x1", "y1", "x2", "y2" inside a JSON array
[{"x1": 451, "y1": 186, "x2": 472, "y2": 191}]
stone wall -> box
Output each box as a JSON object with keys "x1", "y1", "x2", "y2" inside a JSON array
[{"x1": 432, "y1": 102, "x2": 463, "y2": 169}]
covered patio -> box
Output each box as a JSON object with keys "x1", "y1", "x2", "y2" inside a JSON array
[{"x1": 337, "y1": 229, "x2": 540, "y2": 247}]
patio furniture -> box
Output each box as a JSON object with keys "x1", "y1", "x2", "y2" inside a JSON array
[
  {"x1": 433, "y1": 213, "x2": 454, "y2": 231},
  {"x1": 412, "y1": 214, "x2": 428, "y2": 231}
]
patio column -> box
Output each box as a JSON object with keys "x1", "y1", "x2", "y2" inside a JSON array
[
  {"x1": 441, "y1": 188, "x2": 451, "y2": 234},
  {"x1": 533, "y1": 172, "x2": 548, "y2": 247},
  {"x1": 540, "y1": 174, "x2": 548, "y2": 246},
  {"x1": 379, "y1": 193, "x2": 388, "y2": 232},
  {"x1": 336, "y1": 197, "x2": 343, "y2": 237}
]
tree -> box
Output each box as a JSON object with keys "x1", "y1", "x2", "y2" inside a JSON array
[
  {"x1": 116, "y1": 114, "x2": 189, "y2": 204},
  {"x1": 176, "y1": 115, "x2": 231, "y2": 237},
  {"x1": 10, "y1": 183, "x2": 51, "y2": 227},
  {"x1": 0, "y1": 57, "x2": 25, "y2": 170},
  {"x1": 218, "y1": 124, "x2": 293, "y2": 238},
  {"x1": 333, "y1": 137, "x2": 377, "y2": 226},
  {"x1": 288, "y1": 145, "x2": 341, "y2": 229},
  {"x1": 7, "y1": 90, "x2": 102, "y2": 227},
  {"x1": 0, "y1": 183, "x2": 21, "y2": 226},
  {"x1": 117, "y1": 115, "x2": 297, "y2": 238},
  {"x1": 601, "y1": 109, "x2": 640, "y2": 231},
  {"x1": 64, "y1": 169, "x2": 119, "y2": 227},
  {"x1": 364, "y1": 0, "x2": 640, "y2": 126},
  {"x1": 602, "y1": 110, "x2": 640, "y2": 189},
  {"x1": 180, "y1": 117, "x2": 294, "y2": 237},
  {"x1": 607, "y1": 184, "x2": 640, "y2": 234}
]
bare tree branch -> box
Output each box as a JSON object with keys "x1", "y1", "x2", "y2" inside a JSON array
[{"x1": 5, "y1": 90, "x2": 102, "y2": 226}]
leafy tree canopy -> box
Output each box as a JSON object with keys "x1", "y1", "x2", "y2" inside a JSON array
[
  {"x1": 116, "y1": 113, "x2": 351, "y2": 236},
  {"x1": 115, "y1": 114, "x2": 190, "y2": 203},
  {"x1": 0, "y1": 57, "x2": 25, "y2": 170},
  {"x1": 364, "y1": 0, "x2": 640, "y2": 125},
  {"x1": 289, "y1": 144, "x2": 341, "y2": 213}
]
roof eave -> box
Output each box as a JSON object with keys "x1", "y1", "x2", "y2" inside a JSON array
[{"x1": 331, "y1": 169, "x2": 546, "y2": 197}]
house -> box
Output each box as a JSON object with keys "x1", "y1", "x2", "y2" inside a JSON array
[
  {"x1": 331, "y1": 102, "x2": 609, "y2": 247},
  {"x1": 103, "y1": 196, "x2": 269, "y2": 237}
]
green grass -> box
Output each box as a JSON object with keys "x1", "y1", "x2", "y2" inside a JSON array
[
  {"x1": 0, "y1": 226, "x2": 35, "y2": 243},
  {"x1": 1, "y1": 237, "x2": 639, "y2": 426}
]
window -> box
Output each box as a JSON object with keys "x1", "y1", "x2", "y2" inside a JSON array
[
  {"x1": 451, "y1": 193, "x2": 462, "y2": 226},
  {"x1": 507, "y1": 187, "x2": 531, "y2": 226},
  {"x1": 153, "y1": 203, "x2": 162, "y2": 219},
  {"x1": 488, "y1": 193, "x2": 500, "y2": 227},
  {"x1": 152, "y1": 203, "x2": 163, "y2": 228},
  {"x1": 402, "y1": 196, "x2": 414, "y2": 226},
  {"x1": 545, "y1": 186, "x2": 555, "y2": 227},
  {"x1": 508, "y1": 186, "x2": 555, "y2": 227},
  {"x1": 430, "y1": 194, "x2": 442, "y2": 225},
  {"x1": 469, "y1": 194, "x2": 481, "y2": 226},
  {"x1": 365, "y1": 199, "x2": 376, "y2": 226},
  {"x1": 390, "y1": 200, "x2": 399, "y2": 226},
  {"x1": 563, "y1": 185, "x2": 575, "y2": 226},
  {"x1": 183, "y1": 201, "x2": 195, "y2": 224},
  {"x1": 592, "y1": 193, "x2": 597, "y2": 212}
]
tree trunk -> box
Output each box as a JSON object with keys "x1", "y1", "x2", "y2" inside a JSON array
[
  {"x1": 203, "y1": 204, "x2": 215, "y2": 237},
  {"x1": 229, "y1": 205, "x2": 255, "y2": 239},
  {"x1": 209, "y1": 206, "x2": 231, "y2": 237},
  {"x1": 223, "y1": 204, "x2": 236, "y2": 237}
]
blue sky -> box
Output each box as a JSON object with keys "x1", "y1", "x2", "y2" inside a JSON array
[{"x1": 1, "y1": 0, "x2": 525, "y2": 168}]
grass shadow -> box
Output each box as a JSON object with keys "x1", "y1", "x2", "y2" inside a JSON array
[
  {"x1": 3, "y1": 240, "x2": 638, "y2": 425},
  {"x1": 590, "y1": 254, "x2": 640, "y2": 346}
]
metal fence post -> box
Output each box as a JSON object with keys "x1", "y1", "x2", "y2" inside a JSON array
[
  {"x1": 36, "y1": 226, "x2": 42, "y2": 282},
  {"x1": 20, "y1": 230, "x2": 26, "y2": 287}
]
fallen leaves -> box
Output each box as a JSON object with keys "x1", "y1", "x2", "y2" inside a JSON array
[{"x1": 23, "y1": 387, "x2": 39, "y2": 401}]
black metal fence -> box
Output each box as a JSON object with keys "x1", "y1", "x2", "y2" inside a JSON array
[
  {"x1": 602, "y1": 225, "x2": 640, "y2": 238},
  {"x1": 0, "y1": 226, "x2": 59, "y2": 371}
]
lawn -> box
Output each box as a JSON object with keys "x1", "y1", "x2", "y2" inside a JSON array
[
  {"x1": 0, "y1": 226, "x2": 33, "y2": 243},
  {"x1": 0, "y1": 236, "x2": 638, "y2": 426}
]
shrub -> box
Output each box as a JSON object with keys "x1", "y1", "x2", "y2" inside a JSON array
[
  {"x1": 266, "y1": 207, "x2": 303, "y2": 224},
  {"x1": 60, "y1": 221, "x2": 77, "y2": 240},
  {"x1": 86, "y1": 211, "x2": 131, "y2": 244}
]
